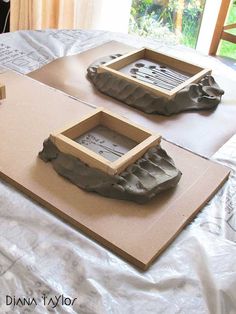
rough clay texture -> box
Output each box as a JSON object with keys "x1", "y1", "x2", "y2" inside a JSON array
[
  {"x1": 39, "y1": 139, "x2": 182, "y2": 204},
  {"x1": 87, "y1": 55, "x2": 224, "y2": 116}
]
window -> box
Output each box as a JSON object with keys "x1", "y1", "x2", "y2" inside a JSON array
[{"x1": 129, "y1": 0, "x2": 206, "y2": 48}]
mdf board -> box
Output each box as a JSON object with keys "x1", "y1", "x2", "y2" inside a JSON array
[
  {"x1": 0, "y1": 70, "x2": 229, "y2": 270},
  {"x1": 29, "y1": 41, "x2": 236, "y2": 158}
]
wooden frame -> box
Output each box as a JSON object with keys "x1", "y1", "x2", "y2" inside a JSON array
[
  {"x1": 0, "y1": 84, "x2": 6, "y2": 100},
  {"x1": 50, "y1": 108, "x2": 161, "y2": 175},
  {"x1": 97, "y1": 48, "x2": 211, "y2": 99}
]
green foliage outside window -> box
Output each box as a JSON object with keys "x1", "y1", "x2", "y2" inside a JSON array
[{"x1": 129, "y1": 0, "x2": 205, "y2": 48}]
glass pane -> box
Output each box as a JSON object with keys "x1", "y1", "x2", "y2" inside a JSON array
[
  {"x1": 219, "y1": 1, "x2": 236, "y2": 58},
  {"x1": 129, "y1": 0, "x2": 206, "y2": 48}
]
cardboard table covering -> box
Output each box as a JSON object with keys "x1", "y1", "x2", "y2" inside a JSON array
[
  {"x1": 28, "y1": 41, "x2": 236, "y2": 158},
  {"x1": 0, "y1": 29, "x2": 236, "y2": 313}
]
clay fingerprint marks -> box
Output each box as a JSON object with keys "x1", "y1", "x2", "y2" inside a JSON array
[
  {"x1": 87, "y1": 56, "x2": 174, "y2": 115},
  {"x1": 129, "y1": 60, "x2": 190, "y2": 91},
  {"x1": 75, "y1": 125, "x2": 137, "y2": 162},
  {"x1": 87, "y1": 54, "x2": 224, "y2": 115},
  {"x1": 0, "y1": 83, "x2": 6, "y2": 100},
  {"x1": 39, "y1": 139, "x2": 182, "y2": 204}
]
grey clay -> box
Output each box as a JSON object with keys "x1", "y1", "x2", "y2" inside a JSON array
[
  {"x1": 87, "y1": 55, "x2": 224, "y2": 116},
  {"x1": 39, "y1": 138, "x2": 182, "y2": 204}
]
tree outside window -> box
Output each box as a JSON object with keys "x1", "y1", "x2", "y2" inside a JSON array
[{"x1": 129, "y1": 0, "x2": 206, "y2": 48}]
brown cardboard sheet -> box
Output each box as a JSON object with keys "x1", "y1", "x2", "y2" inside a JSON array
[
  {"x1": 0, "y1": 70, "x2": 229, "y2": 270},
  {"x1": 28, "y1": 41, "x2": 236, "y2": 158}
]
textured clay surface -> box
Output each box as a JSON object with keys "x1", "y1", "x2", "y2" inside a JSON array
[
  {"x1": 39, "y1": 138, "x2": 182, "y2": 204},
  {"x1": 75, "y1": 125, "x2": 138, "y2": 162},
  {"x1": 87, "y1": 55, "x2": 224, "y2": 116}
]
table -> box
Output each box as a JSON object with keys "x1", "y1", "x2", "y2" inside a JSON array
[{"x1": 0, "y1": 29, "x2": 236, "y2": 314}]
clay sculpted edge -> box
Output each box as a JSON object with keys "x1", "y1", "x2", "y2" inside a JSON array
[
  {"x1": 87, "y1": 55, "x2": 224, "y2": 116},
  {"x1": 39, "y1": 138, "x2": 182, "y2": 204}
]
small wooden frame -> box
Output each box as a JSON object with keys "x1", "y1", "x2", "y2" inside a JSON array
[
  {"x1": 50, "y1": 108, "x2": 161, "y2": 175},
  {"x1": 97, "y1": 48, "x2": 211, "y2": 99},
  {"x1": 0, "y1": 83, "x2": 6, "y2": 100}
]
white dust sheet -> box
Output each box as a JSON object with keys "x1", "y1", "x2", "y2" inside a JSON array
[{"x1": 0, "y1": 30, "x2": 236, "y2": 314}]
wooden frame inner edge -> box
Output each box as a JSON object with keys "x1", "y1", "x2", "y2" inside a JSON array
[
  {"x1": 50, "y1": 108, "x2": 161, "y2": 175},
  {"x1": 98, "y1": 48, "x2": 211, "y2": 99}
]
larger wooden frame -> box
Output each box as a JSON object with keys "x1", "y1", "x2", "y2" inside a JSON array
[
  {"x1": 50, "y1": 108, "x2": 161, "y2": 175},
  {"x1": 98, "y1": 48, "x2": 211, "y2": 99}
]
